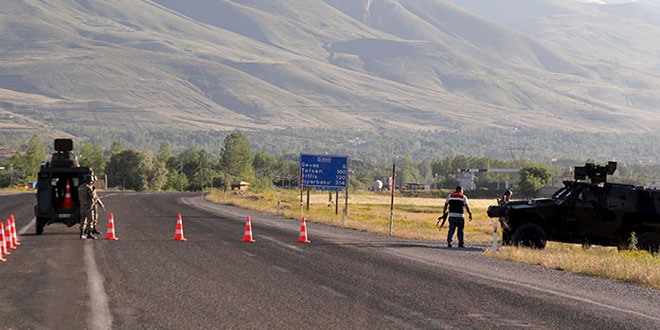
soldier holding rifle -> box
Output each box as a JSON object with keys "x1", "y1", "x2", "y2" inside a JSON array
[
  {"x1": 78, "y1": 175, "x2": 105, "y2": 239},
  {"x1": 90, "y1": 176, "x2": 106, "y2": 235},
  {"x1": 440, "y1": 186, "x2": 472, "y2": 248}
]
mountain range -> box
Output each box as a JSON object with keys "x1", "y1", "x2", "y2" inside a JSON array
[{"x1": 1, "y1": 0, "x2": 660, "y2": 146}]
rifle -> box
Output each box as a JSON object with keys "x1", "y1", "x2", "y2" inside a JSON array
[
  {"x1": 436, "y1": 212, "x2": 448, "y2": 230},
  {"x1": 92, "y1": 187, "x2": 106, "y2": 211}
]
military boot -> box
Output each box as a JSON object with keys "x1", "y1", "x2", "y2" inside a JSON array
[
  {"x1": 91, "y1": 228, "x2": 101, "y2": 235},
  {"x1": 80, "y1": 229, "x2": 87, "y2": 240},
  {"x1": 87, "y1": 232, "x2": 98, "y2": 240}
]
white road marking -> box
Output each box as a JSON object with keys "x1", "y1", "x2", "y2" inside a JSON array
[
  {"x1": 185, "y1": 196, "x2": 305, "y2": 246},
  {"x1": 242, "y1": 251, "x2": 256, "y2": 257},
  {"x1": 382, "y1": 249, "x2": 660, "y2": 323},
  {"x1": 272, "y1": 265, "x2": 291, "y2": 273},
  {"x1": 84, "y1": 241, "x2": 113, "y2": 330},
  {"x1": 18, "y1": 217, "x2": 36, "y2": 235},
  {"x1": 260, "y1": 235, "x2": 306, "y2": 252},
  {"x1": 319, "y1": 285, "x2": 347, "y2": 298}
]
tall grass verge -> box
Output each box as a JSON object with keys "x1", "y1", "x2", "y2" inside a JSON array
[
  {"x1": 490, "y1": 243, "x2": 660, "y2": 289},
  {"x1": 206, "y1": 189, "x2": 497, "y2": 242}
]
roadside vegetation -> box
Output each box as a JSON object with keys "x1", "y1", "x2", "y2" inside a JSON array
[
  {"x1": 206, "y1": 189, "x2": 498, "y2": 242},
  {"x1": 2, "y1": 132, "x2": 660, "y2": 193},
  {"x1": 491, "y1": 243, "x2": 660, "y2": 290}
]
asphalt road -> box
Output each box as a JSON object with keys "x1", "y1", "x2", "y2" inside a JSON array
[{"x1": 1, "y1": 192, "x2": 659, "y2": 330}]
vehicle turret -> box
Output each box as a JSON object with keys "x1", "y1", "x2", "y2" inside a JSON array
[
  {"x1": 50, "y1": 139, "x2": 79, "y2": 168},
  {"x1": 574, "y1": 161, "x2": 617, "y2": 184}
]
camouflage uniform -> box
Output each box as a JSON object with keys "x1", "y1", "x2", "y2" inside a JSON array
[
  {"x1": 91, "y1": 186, "x2": 102, "y2": 233},
  {"x1": 91, "y1": 203, "x2": 97, "y2": 232},
  {"x1": 78, "y1": 182, "x2": 98, "y2": 238}
]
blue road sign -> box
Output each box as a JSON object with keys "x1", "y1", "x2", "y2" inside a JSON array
[{"x1": 300, "y1": 154, "x2": 348, "y2": 189}]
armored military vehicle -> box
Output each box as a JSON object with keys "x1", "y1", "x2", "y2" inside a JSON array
[
  {"x1": 34, "y1": 139, "x2": 92, "y2": 235},
  {"x1": 488, "y1": 162, "x2": 660, "y2": 252}
]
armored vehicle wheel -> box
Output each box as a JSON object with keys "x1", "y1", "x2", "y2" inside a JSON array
[
  {"x1": 512, "y1": 223, "x2": 547, "y2": 249},
  {"x1": 36, "y1": 218, "x2": 47, "y2": 235},
  {"x1": 637, "y1": 232, "x2": 660, "y2": 253}
]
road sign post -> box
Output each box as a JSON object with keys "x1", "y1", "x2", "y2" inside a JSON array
[
  {"x1": 299, "y1": 154, "x2": 349, "y2": 220},
  {"x1": 300, "y1": 167, "x2": 304, "y2": 219}
]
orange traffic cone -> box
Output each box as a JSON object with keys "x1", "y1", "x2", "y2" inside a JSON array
[
  {"x1": 5, "y1": 220, "x2": 15, "y2": 250},
  {"x1": 173, "y1": 214, "x2": 186, "y2": 241},
  {"x1": 242, "y1": 216, "x2": 256, "y2": 242},
  {"x1": 10, "y1": 216, "x2": 19, "y2": 246},
  {"x1": 104, "y1": 213, "x2": 119, "y2": 240},
  {"x1": 61, "y1": 180, "x2": 74, "y2": 209},
  {"x1": 0, "y1": 222, "x2": 8, "y2": 259},
  {"x1": 297, "y1": 217, "x2": 311, "y2": 243}
]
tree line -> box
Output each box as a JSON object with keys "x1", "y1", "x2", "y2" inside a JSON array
[
  {"x1": 0, "y1": 132, "x2": 301, "y2": 192},
  {"x1": 1, "y1": 133, "x2": 659, "y2": 196}
]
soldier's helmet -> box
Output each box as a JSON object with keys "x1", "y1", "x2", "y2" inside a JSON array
[
  {"x1": 505, "y1": 189, "x2": 513, "y2": 196},
  {"x1": 83, "y1": 174, "x2": 94, "y2": 183}
]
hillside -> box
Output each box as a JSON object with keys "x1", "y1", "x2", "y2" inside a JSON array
[
  {"x1": 1, "y1": 0, "x2": 660, "y2": 145},
  {"x1": 452, "y1": 0, "x2": 660, "y2": 70}
]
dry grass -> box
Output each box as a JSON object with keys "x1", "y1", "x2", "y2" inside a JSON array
[
  {"x1": 490, "y1": 243, "x2": 660, "y2": 289},
  {"x1": 0, "y1": 186, "x2": 35, "y2": 192},
  {"x1": 207, "y1": 189, "x2": 498, "y2": 242}
]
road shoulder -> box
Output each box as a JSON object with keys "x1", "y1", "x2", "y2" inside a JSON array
[{"x1": 189, "y1": 194, "x2": 660, "y2": 323}]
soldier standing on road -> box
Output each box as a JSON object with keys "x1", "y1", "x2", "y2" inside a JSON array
[
  {"x1": 90, "y1": 176, "x2": 105, "y2": 235},
  {"x1": 78, "y1": 175, "x2": 98, "y2": 239},
  {"x1": 443, "y1": 186, "x2": 472, "y2": 248}
]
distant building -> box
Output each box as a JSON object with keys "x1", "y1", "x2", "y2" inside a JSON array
[
  {"x1": 403, "y1": 183, "x2": 429, "y2": 191},
  {"x1": 456, "y1": 174, "x2": 476, "y2": 190},
  {"x1": 230, "y1": 181, "x2": 250, "y2": 191}
]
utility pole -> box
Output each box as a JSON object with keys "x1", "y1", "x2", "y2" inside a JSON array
[
  {"x1": 208, "y1": 161, "x2": 212, "y2": 190},
  {"x1": 389, "y1": 164, "x2": 396, "y2": 236},
  {"x1": 179, "y1": 160, "x2": 183, "y2": 192}
]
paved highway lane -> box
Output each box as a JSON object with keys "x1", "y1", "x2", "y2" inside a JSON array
[{"x1": 1, "y1": 192, "x2": 660, "y2": 329}]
